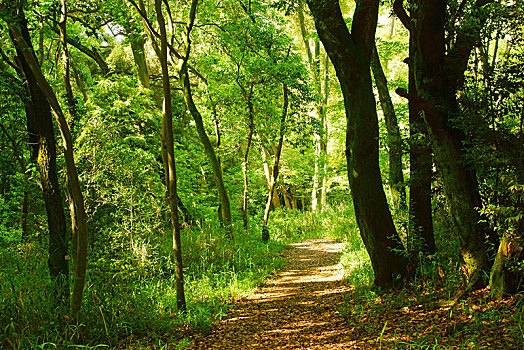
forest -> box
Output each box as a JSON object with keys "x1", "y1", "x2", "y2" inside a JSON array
[{"x1": 0, "y1": 0, "x2": 523, "y2": 348}]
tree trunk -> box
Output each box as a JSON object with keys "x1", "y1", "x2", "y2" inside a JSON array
[
  {"x1": 262, "y1": 84, "x2": 288, "y2": 243},
  {"x1": 297, "y1": 1, "x2": 328, "y2": 212},
  {"x1": 490, "y1": 107, "x2": 524, "y2": 297},
  {"x1": 58, "y1": 0, "x2": 86, "y2": 319},
  {"x1": 489, "y1": 234, "x2": 523, "y2": 298},
  {"x1": 307, "y1": 0, "x2": 408, "y2": 288},
  {"x1": 394, "y1": 0, "x2": 492, "y2": 289},
  {"x1": 7, "y1": 5, "x2": 88, "y2": 320},
  {"x1": 10, "y1": 12, "x2": 69, "y2": 305},
  {"x1": 242, "y1": 86, "x2": 255, "y2": 229},
  {"x1": 0, "y1": 123, "x2": 32, "y2": 241},
  {"x1": 130, "y1": 35, "x2": 150, "y2": 88},
  {"x1": 260, "y1": 142, "x2": 282, "y2": 209},
  {"x1": 156, "y1": 0, "x2": 187, "y2": 311},
  {"x1": 319, "y1": 53, "x2": 330, "y2": 211},
  {"x1": 179, "y1": 5, "x2": 232, "y2": 238},
  {"x1": 407, "y1": 35, "x2": 435, "y2": 257},
  {"x1": 371, "y1": 44, "x2": 406, "y2": 212}
]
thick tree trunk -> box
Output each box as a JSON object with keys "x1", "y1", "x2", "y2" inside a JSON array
[
  {"x1": 489, "y1": 234, "x2": 523, "y2": 298},
  {"x1": 395, "y1": 0, "x2": 491, "y2": 289},
  {"x1": 371, "y1": 44, "x2": 406, "y2": 212},
  {"x1": 8, "y1": 5, "x2": 88, "y2": 319},
  {"x1": 262, "y1": 84, "x2": 288, "y2": 243},
  {"x1": 11, "y1": 13, "x2": 69, "y2": 305},
  {"x1": 407, "y1": 37, "x2": 435, "y2": 257},
  {"x1": 156, "y1": 0, "x2": 187, "y2": 311},
  {"x1": 307, "y1": 0, "x2": 408, "y2": 288}
]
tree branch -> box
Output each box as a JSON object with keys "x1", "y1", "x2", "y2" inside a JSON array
[
  {"x1": 50, "y1": 26, "x2": 109, "y2": 75},
  {"x1": 395, "y1": 87, "x2": 443, "y2": 131},
  {"x1": 393, "y1": 0, "x2": 411, "y2": 31}
]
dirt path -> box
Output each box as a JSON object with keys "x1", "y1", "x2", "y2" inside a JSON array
[{"x1": 190, "y1": 239, "x2": 356, "y2": 349}]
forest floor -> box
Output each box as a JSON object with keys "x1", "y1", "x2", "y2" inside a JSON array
[{"x1": 186, "y1": 238, "x2": 523, "y2": 349}]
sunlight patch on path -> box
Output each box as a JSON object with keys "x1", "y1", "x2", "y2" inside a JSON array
[{"x1": 190, "y1": 238, "x2": 357, "y2": 349}]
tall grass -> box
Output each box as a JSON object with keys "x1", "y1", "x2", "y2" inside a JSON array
[
  {"x1": 0, "y1": 220, "x2": 287, "y2": 349},
  {"x1": 0, "y1": 203, "x2": 375, "y2": 349}
]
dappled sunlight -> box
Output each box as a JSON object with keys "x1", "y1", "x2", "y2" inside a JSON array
[{"x1": 190, "y1": 239, "x2": 356, "y2": 349}]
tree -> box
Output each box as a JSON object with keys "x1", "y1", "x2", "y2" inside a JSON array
[
  {"x1": 296, "y1": 0, "x2": 330, "y2": 212},
  {"x1": 262, "y1": 84, "x2": 288, "y2": 242},
  {"x1": 155, "y1": 0, "x2": 186, "y2": 311},
  {"x1": 371, "y1": 43, "x2": 406, "y2": 213},
  {"x1": 178, "y1": 1, "x2": 233, "y2": 238},
  {"x1": 306, "y1": 0, "x2": 408, "y2": 288},
  {"x1": 394, "y1": 0, "x2": 493, "y2": 289},
  {"x1": 2, "y1": 3, "x2": 69, "y2": 306},
  {"x1": 1, "y1": 0, "x2": 88, "y2": 319}
]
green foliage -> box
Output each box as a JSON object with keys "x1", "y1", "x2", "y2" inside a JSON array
[{"x1": 0, "y1": 223, "x2": 287, "y2": 348}]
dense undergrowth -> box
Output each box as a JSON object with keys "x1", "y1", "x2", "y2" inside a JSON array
[
  {"x1": 2, "y1": 204, "x2": 523, "y2": 349},
  {"x1": 0, "y1": 218, "x2": 289, "y2": 349}
]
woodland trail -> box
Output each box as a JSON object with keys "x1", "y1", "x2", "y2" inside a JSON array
[{"x1": 189, "y1": 239, "x2": 357, "y2": 349}]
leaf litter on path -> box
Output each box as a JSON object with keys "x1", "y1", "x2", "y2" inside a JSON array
[{"x1": 188, "y1": 239, "x2": 523, "y2": 349}]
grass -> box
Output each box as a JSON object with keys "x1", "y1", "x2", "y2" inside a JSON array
[
  {"x1": 0, "y1": 219, "x2": 288, "y2": 349},
  {"x1": 2, "y1": 203, "x2": 522, "y2": 349}
]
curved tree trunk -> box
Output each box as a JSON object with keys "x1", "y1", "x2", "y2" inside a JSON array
[
  {"x1": 156, "y1": 0, "x2": 187, "y2": 311},
  {"x1": 371, "y1": 44, "x2": 406, "y2": 212},
  {"x1": 7, "y1": 6, "x2": 88, "y2": 316},
  {"x1": 307, "y1": 0, "x2": 408, "y2": 288},
  {"x1": 179, "y1": 4, "x2": 232, "y2": 238},
  {"x1": 10, "y1": 9, "x2": 69, "y2": 307},
  {"x1": 58, "y1": 0, "x2": 87, "y2": 320}
]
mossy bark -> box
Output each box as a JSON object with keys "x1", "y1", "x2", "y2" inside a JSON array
[
  {"x1": 307, "y1": 0, "x2": 408, "y2": 288},
  {"x1": 11, "y1": 12, "x2": 69, "y2": 305},
  {"x1": 371, "y1": 44, "x2": 406, "y2": 212},
  {"x1": 130, "y1": 36, "x2": 150, "y2": 88}
]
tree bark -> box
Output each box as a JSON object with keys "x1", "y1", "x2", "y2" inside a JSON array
[
  {"x1": 307, "y1": 0, "x2": 408, "y2": 288},
  {"x1": 0, "y1": 123, "x2": 31, "y2": 241},
  {"x1": 130, "y1": 35, "x2": 150, "y2": 88},
  {"x1": 6, "y1": 4, "x2": 88, "y2": 320},
  {"x1": 262, "y1": 84, "x2": 288, "y2": 243},
  {"x1": 156, "y1": 0, "x2": 186, "y2": 311},
  {"x1": 58, "y1": 0, "x2": 87, "y2": 320},
  {"x1": 371, "y1": 44, "x2": 406, "y2": 212},
  {"x1": 260, "y1": 141, "x2": 282, "y2": 209},
  {"x1": 9, "y1": 10, "x2": 69, "y2": 305},
  {"x1": 394, "y1": 0, "x2": 492, "y2": 289},
  {"x1": 297, "y1": 1, "x2": 328, "y2": 212},
  {"x1": 407, "y1": 34, "x2": 435, "y2": 257},
  {"x1": 241, "y1": 85, "x2": 255, "y2": 229}
]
